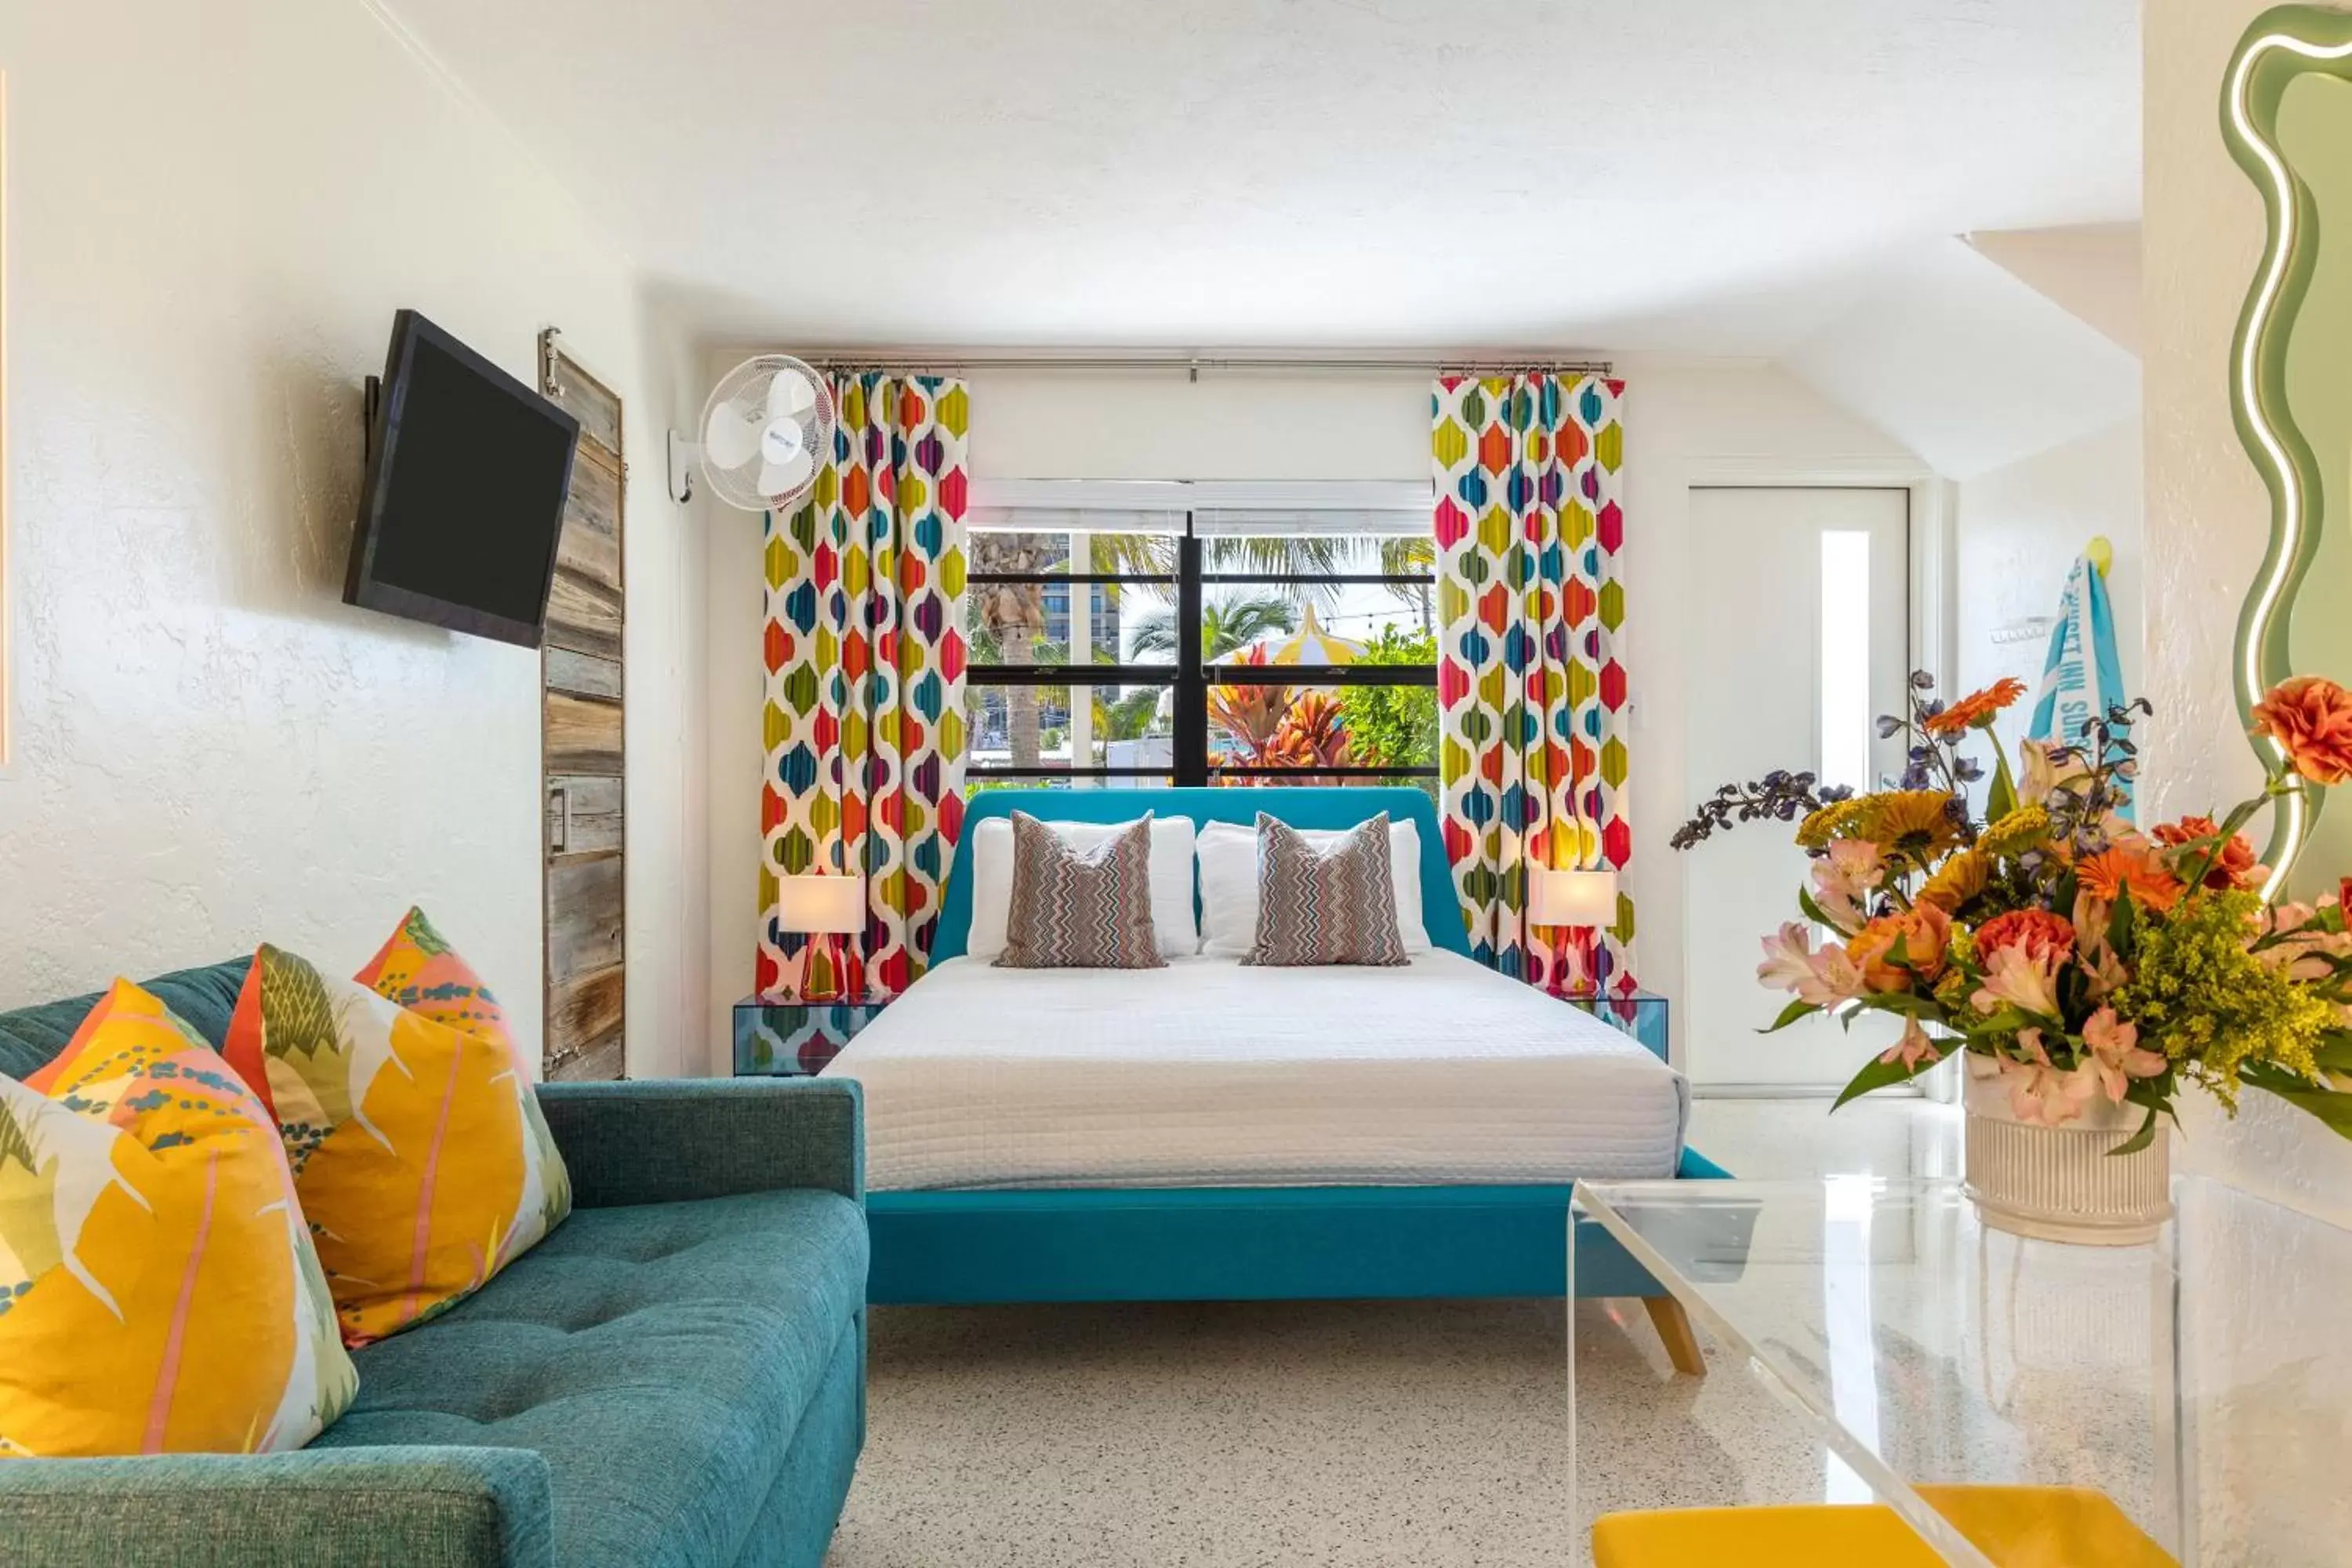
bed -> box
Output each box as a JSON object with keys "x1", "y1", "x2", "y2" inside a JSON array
[{"x1": 826, "y1": 786, "x2": 1731, "y2": 1371}]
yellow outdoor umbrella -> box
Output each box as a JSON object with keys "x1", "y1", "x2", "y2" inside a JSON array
[{"x1": 1263, "y1": 604, "x2": 1367, "y2": 666}]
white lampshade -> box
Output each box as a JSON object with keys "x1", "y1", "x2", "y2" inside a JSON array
[
  {"x1": 1529, "y1": 866, "x2": 1618, "y2": 927},
  {"x1": 778, "y1": 873, "x2": 865, "y2": 935}
]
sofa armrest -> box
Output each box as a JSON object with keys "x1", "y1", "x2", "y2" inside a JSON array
[
  {"x1": 0, "y1": 1446, "x2": 553, "y2": 1568},
  {"x1": 538, "y1": 1076, "x2": 864, "y2": 1208}
]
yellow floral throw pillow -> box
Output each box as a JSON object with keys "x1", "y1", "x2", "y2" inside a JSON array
[
  {"x1": 0, "y1": 981, "x2": 357, "y2": 1457},
  {"x1": 354, "y1": 908, "x2": 571, "y2": 1229},
  {"x1": 224, "y1": 945, "x2": 569, "y2": 1347}
]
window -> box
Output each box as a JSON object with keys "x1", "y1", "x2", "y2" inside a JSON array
[
  {"x1": 962, "y1": 483, "x2": 1438, "y2": 790},
  {"x1": 1818, "y1": 529, "x2": 1871, "y2": 793}
]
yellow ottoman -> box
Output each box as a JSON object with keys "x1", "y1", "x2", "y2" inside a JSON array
[{"x1": 1592, "y1": 1485, "x2": 2175, "y2": 1567}]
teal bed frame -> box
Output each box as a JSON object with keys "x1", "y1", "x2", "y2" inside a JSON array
[{"x1": 864, "y1": 787, "x2": 1730, "y2": 1327}]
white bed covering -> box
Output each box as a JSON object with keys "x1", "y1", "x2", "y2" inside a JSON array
[{"x1": 821, "y1": 952, "x2": 1689, "y2": 1191}]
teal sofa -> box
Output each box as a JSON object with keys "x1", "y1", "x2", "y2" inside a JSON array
[{"x1": 0, "y1": 960, "x2": 868, "y2": 1568}]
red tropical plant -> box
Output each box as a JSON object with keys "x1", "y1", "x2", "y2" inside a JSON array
[
  {"x1": 1207, "y1": 647, "x2": 1294, "y2": 783},
  {"x1": 1266, "y1": 692, "x2": 1354, "y2": 784}
]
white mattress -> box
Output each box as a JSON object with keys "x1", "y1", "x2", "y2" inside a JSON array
[{"x1": 821, "y1": 951, "x2": 1689, "y2": 1191}]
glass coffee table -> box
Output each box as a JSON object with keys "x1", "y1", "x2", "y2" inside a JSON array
[{"x1": 1570, "y1": 1174, "x2": 2352, "y2": 1566}]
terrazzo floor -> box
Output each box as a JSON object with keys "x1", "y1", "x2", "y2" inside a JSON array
[{"x1": 824, "y1": 1096, "x2": 1964, "y2": 1567}]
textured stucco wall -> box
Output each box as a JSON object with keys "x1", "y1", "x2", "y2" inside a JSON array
[
  {"x1": 2144, "y1": 0, "x2": 2352, "y2": 1218},
  {"x1": 1954, "y1": 419, "x2": 2144, "y2": 765},
  {"x1": 0, "y1": 0, "x2": 702, "y2": 1076}
]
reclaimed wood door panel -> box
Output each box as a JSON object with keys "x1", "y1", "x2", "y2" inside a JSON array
[
  {"x1": 543, "y1": 570, "x2": 622, "y2": 660},
  {"x1": 555, "y1": 441, "x2": 622, "y2": 586},
  {"x1": 547, "y1": 1029, "x2": 626, "y2": 1083},
  {"x1": 546, "y1": 691, "x2": 623, "y2": 776},
  {"x1": 542, "y1": 350, "x2": 623, "y2": 457},
  {"x1": 540, "y1": 330, "x2": 624, "y2": 1082},
  {"x1": 546, "y1": 775, "x2": 623, "y2": 857},
  {"x1": 546, "y1": 647, "x2": 622, "y2": 701}
]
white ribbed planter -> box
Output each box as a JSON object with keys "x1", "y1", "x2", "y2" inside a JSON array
[{"x1": 1962, "y1": 1054, "x2": 2172, "y2": 1246}]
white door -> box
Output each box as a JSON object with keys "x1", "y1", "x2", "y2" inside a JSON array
[{"x1": 1682, "y1": 488, "x2": 1911, "y2": 1091}]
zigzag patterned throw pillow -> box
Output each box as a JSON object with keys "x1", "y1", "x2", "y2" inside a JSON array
[
  {"x1": 996, "y1": 811, "x2": 1169, "y2": 970},
  {"x1": 1244, "y1": 812, "x2": 1411, "y2": 967}
]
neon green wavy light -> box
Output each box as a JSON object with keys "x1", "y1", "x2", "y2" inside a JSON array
[{"x1": 2221, "y1": 8, "x2": 2352, "y2": 895}]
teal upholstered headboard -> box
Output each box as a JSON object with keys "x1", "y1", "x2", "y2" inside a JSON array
[{"x1": 930, "y1": 786, "x2": 1470, "y2": 962}]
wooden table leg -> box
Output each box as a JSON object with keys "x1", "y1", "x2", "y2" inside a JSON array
[{"x1": 1642, "y1": 1295, "x2": 1707, "y2": 1376}]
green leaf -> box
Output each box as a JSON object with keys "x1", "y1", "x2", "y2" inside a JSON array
[
  {"x1": 1831, "y1": 1040, "x2": 1950, "y2": 1109},
  {"x1": 2111, "y1": 1105, "x2": 2161, "y2": 1156},
  {"x1": 2314, "y1": 1029, "x2": 2352, "y2": 1075},
  {"x1": 2243, "y1": 1064, "x2": 2352, "y2": 1141},
  {"x1": 1796, "y1": 885, "x2": 1845, "y2": 935},
  {"x1": 1849, "y1": 991, "x2": 1945, "y2": 1022},
  {"x1": 2107, "y1": 891, "x2": 2136, "y2": 954},
  {"x1": 1761, "y1": 998, "x2": 1821, "y2": 1035},
  {"x1": 1987, "y1": 746, "x2": 2020, "y2": 825}
]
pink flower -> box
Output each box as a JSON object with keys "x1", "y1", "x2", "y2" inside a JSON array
[
  {"x1": 2019, "y1": 739, "x2": 2092, "y2": 804},
  {"x1": 1877, "y1": 1016, "x2": 1940, "y2": 1072},
  {"x1": 1809, "y1": 840, "x2": 1885, "y2": 934},
  {"x1": 2259, "y1": 902, "x2": 2352, "y2": 982},
  {"x1": 2078, "y1": 1006, "x2": 2165, "y2": 1104},
  {"x1": 1972, "y1": 942, "x2": 2064, "y2": 1019},
  {"x1": 1998, "y1": 1029, "x2": 2096, "y2": 1127},
  {"x1": 1757, "y1": 922, "x2": 1866, "y2": 1009}
]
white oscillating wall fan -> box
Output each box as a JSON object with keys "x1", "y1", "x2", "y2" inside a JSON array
[{"x1": 668, "y1": 355, "x2": 836, "y2": 512}]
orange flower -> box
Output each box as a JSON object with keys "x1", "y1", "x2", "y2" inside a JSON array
[
  {"x1": 2252, "y1": 675, "x2": 2352, "y2": 785},
  {"x1": 1923, "y1": 677, "x2": 2028, "y2": 738},
  {"x1": 2076, "y1": 844, "x2": 2184, "y2": 913},
  {"x1": 1846, "y1": 902, "x2": 1952, "y2": 993},
  {"x1": 2151, "y1": 815, "x2": 2261, "y2": 890},
  {"x1": 1975, "y1": 909, "x2": 2076, "y2": 965}
]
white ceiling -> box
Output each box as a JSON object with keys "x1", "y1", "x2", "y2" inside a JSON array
[{"x1": 382, "y1": 0, "x2": 2140, "y2": 356}]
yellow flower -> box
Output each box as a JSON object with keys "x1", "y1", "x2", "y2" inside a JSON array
[
  {"x1": 1980, "y1": 806, "x2": 2054, "y2": 858},
  {"x1": 1795, "y1": 798, "x2": 1869, "y2": 849},
  {"x1": 1917, "y1": 848, "x2": 1991, "y2": 912},
  {"x1": 1854, "y1": 790, "x2": 1965, "y2": 856}
]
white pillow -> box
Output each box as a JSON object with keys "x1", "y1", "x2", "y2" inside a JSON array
[
  {"x1": 966, "y1": 814, "x2": 1199, "y2": 960},
  {"x1": 1198, "y1": 815, "x2": 1432, "y2": 956}
]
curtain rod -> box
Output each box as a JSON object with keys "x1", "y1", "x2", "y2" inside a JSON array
[{"x1": 792, "y1": 352, "x2": 1613, "y2": 377}]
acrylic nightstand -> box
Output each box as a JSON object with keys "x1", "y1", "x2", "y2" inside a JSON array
[
  {"x1": 731, "y1": 997, "x2": 887, "y2": 1076},
  {"x1": 1552, "y1": 989, "x2": 1668, "y2": 1063}
]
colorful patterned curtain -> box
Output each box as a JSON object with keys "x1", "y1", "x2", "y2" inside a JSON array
[
  {"x1": 758, "y1": 373, "x2": 971, "y2": 1001},
  {"x1": 1433, "y1": 374, "x2": 1636, "y2": 994}
]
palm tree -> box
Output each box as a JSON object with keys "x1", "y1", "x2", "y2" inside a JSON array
[
  {"x1": 970, "y1": 532, "x2": 1061, "y2": 769},
  {"x1": 1127, "y1": 592, "x2": 1298, "y2": 662},
  {"x1": 1086, "y1": 532, "x2": 1356, "y2": 612},
  {"x1": 1379, "y1": 536, "x2": 1436, "y2": 635}
]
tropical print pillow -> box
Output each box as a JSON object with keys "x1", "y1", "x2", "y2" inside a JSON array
[
  {"x1": 354, "y1": 908, "x2": 571, "y2": 1229},
  {"x1": 0, "y1": 981, "x2": 357, "y2": 1457},
  {"x1": 223, "y1": 945, "x2": 568, "y2": 1346},
  {"x1": 1244, "y1": 812, "x2": 1412, "y2": 967}
]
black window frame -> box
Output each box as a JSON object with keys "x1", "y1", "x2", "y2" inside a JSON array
[{"x1": 964, "y1": 514, "x2": 1438, "y2": 786}]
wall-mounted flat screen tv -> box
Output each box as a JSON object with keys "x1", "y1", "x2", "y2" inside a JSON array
[{"x1": 343, "y1": 309, "x2": 581, "y2": 648}]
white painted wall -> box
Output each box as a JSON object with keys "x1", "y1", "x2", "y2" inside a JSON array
[
  {"x1": 1782, "y1": 238, "x2": 2142, "y2": 481},
  {"x1": 1965, "y1": 223, "x2": 2143, "y2": 355},
  {"x1": 2143, "y1": 0, "x2": 2352, "y2": 1221},
  {"x1": 0, "y1": 0, "x2": 702, "y2": 1078},
  {"x1": 699, "y1": 358, "x2": 1923, "y2": 1072},
  {"x1": 1954, "y1": 419, "x2": 2144, "y2": 764}
]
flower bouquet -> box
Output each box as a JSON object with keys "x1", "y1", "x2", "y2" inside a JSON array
[{"x1": 1673, "y1": 671, "x2": 2352, "y2": 1240}]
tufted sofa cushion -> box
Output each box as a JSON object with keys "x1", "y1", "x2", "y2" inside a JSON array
[
  {"x1": 0, "y1": 959, "x2": 252, "y2": 1080},
  {"x1": 312, "y1": 1187, "x2": 869, "y2": 1568}
]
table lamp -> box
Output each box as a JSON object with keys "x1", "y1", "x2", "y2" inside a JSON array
[
  {"x1": 1529, "y1": 865, "x2": 1618, "y2": 996},
  {"x1": 779, "y1": 873, "x2": 864, "y2": 1002}
]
